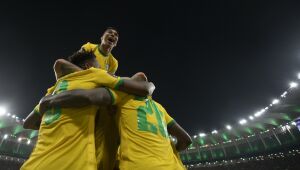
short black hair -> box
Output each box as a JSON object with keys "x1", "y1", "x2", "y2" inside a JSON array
[
  {"x1": 104, "y1": 27, "x2": 118, "y2": 33},
  {"x1": 68, "y1": 51, "x2": 96, "y2": 68}
]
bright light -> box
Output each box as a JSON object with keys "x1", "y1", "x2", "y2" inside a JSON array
[
  {"x1": 212, "y1": 130, "x2": 218, "y2": 134},
  {"x1": 254, "y1": 112, "x2": 261, "y2": 117},
  {"x1": 0, "y1": 107, "x2": 6, "y2": 116},
  {"x1": 6, "y1": 113, "x2": 11, "y2": 116},
  {"x1": 298, "y1": 73, "x2": 300, "y2": 79},
  {"x1": 226, "y1": 125, "x2": 232, "y2": 130},
  {"x1": 286, "y1": 125, "x2": 291, "y2": 130},
  {"x1": 12, "y1": 115, "x2": 16, "y2": 118},
  {"x1": 27, "y1": 140, "x2": 31, "y2": 145},
  {"x1": 193, "y1": 135, "x2": 197, "y2": 139},
  {"x1": 290, "y1": 82, "x2": 298, "y2": 88},
  {"x1": 3, "y1": 134, "x2": 8, "y2": 139},
  {"x1": 272, "y1": 99, "x2": 280, "y2": 105},
  {"x1": 291, "y1": 122, "x2": 297, "y2": 126},
  {"x1": 239, "y1": 119, "x2": 247, "y2": 125},
  {"x1": 281, "y1": 91, "x2": 288, "y2": 98},
  {"x1": 249, "y1": 116, "x2": 254, "y2": 120},
  {"x1": 18, "y1": 138, "x2": 22, "y2": 142},
  {"x1": 199, "y1": 133, "x2": 206, "y2": 137}
]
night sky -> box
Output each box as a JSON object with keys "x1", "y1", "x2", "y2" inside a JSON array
[{"x1": 1, "y1": 1, "x2": 300, "y2": 135}]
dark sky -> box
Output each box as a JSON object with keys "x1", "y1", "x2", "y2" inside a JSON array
[{"x1": 1, "y1": 1, "x2": 300, "y2": 135}]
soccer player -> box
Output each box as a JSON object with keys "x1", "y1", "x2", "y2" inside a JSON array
[
  {"x1": 81, "y1": 27, "x2": 118, "y2": 74},
  {"x1": 54, "y1": 28, "x2": 119, "y2": 80},
  {"x1": 21, "y1": 51, "x2": 154, "y2": 170},
  {"x1": 38, "y1": 73, "x2": 192, "y2": 170}
]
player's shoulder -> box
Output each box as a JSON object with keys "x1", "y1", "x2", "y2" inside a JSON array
[
  {"x1": 152, "y1": 100, "x2": 166, "y2": 111},
  {"x1": 82, "y1": 42, "x2": 98, "y2": 50}
]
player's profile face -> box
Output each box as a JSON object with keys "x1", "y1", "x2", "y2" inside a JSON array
[{"x1": 101, "y1": 29, "x2": 119, "y2": 47}]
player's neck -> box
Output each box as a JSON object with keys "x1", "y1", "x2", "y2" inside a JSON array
[{"x1": 99, "y1": 44, "x2": 112, "y2": 56}]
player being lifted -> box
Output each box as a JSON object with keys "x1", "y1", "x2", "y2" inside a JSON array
[
  {"x1": 38, "y1": 72, "x2": 192, "y2": 170},
  {"x1": 21, "y1": 51, "x2": 154, "y2": 170}
]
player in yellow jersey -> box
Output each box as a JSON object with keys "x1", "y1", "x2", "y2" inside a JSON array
[
  {"x1": 38, "y1": 73, "x2": 192, "y2": 170},
  {"x1": 81, "y1": 27, "x2": 118, "y2": 74},
  {"x1": 22, "y1": 51, "x2": 154, "y2": 170}
]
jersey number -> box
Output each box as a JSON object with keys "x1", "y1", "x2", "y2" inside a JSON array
[
  {"x1": 44, "y1": 80, "x2": 68, "y2": 125},
  {"x1": 137, "y1": 100, "x2": 168, "y2": 138}
]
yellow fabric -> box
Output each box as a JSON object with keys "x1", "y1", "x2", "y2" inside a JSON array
[
  {"x1": 108, "y1": 90, "x2": 185, "y2": 170},
  {"x1": 82, "y1": 42, "x2": 118, "y2": 74},
  {"x1": 21, "y1": 68, "x2": 122, "y2": 170}
]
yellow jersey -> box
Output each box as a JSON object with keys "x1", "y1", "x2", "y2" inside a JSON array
[
  {"x1": 21, "y1": 68, "x2": 122, "y2": 170},
  {"x1": 108, "y1": 90, "x2": 185, "y2": 170},
  {"x1": 82, "y1": 42, "x2": 118, "y2": 74}
]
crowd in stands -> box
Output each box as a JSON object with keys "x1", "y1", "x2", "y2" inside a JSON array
[
  {"x1": 187, "y1": 149, "x2": 300, "y2": 170},
  {"x1": 0, "y1": 155, "x2": 25, "y2": 170}
]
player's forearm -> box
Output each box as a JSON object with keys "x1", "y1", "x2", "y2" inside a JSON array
[
  {"x1": 41, "y1": 90, "x2": 93, "y2": 109},
  {"x1": 119, "y1": 80, "x2": 155, "y2": 97},
  {"x1": 40, "y1": 88, "x2": 112, "y2": 109},
  {"x1": 53, "y1": 59, "x2": 82, "y2": 80},
  {"x1": 168, "y1": 123, "x2": 192, "y2": 151},
  {"x1": 23, "y1": 111, "x2": 41, "y2": 130}
]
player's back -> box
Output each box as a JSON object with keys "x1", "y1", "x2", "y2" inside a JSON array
[
  {"x1": 109, "y1": 90, "x2": 185, "y2": 170},
  {"x1": 22, "y1": 68, "x2": 116, "y2": 170}
]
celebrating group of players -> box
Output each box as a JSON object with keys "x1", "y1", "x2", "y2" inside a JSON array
[{"x1": 21, "y1": 27, "x2": 192, "y2": 170}]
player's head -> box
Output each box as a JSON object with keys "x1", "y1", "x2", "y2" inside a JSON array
[
  {"x1": 68, "y1": 51, "x2": 100, "y2": 69},
  {"x1": 131, "y1": 72, "x2": 148, "y2": 82},
  {"x1": 101, "y1": 27, "x2": 119, "y2": 48}
]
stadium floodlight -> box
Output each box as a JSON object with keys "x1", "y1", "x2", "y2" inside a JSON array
[
  {"x1": 0, "y1": 107, "x2": 6, "y2": 116},
  {"x1": 211, "y1": 130, "x2": 218, "y2": 134},
  {"x1": 12, "y1": 115, "x2": 16, "y2": 118},
  {"x1": 226, "y1": 125, "x2": 232, "y2": 130},
  {"x1": 199, "y1": 133, "x2": 206, "y2": 137},
  {"x1": 3, "y1": 134, "x2": 8, "y2": 139},
  {"x1": 239, "y1": 119, "x2": 247, "y2": 125},
  {"x1": 290, "y1": 82, "x2": 298, "y2": 88},
  {"x1": 18, "y1": 138, "x2": 22, "y2": 142},
  {"x1": 249, "y1": 116, "x2": 254, "y2": 120},
  {"x1": 27, "y1": 140, "x2": 31, "y2": 145},
  {"x1": 272, "y1": 99, "x2": 280, "y2": 105},
  {"x1": 281, "y1": 91, "x2": 288, "y2": 98}
]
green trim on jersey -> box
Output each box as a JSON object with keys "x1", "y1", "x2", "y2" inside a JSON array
[
  {"x1": 134, "y1": 96, "x2": 147, "y2": 101},
  {"x1": 167, "y1": 119, "x2": 176, "y2": 128},
  {"x1": 114, "y1": 79, "x2": 124, "y2": 90},
  {"x1": 106, "y1": 88, "x2": 115, "y2": 105},
  {"x1": 97, "y1": 45, "x2": 109, "y2": 57}
]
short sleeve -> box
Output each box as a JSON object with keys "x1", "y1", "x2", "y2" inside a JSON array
[
  {"x1": 108, "y1": 55, "x2": 118, "y2": 74},
  {"x1": 156, "y1": 102, "x2": 175, "y2": 128},
  {"x1": 106, "y1": 89, "x2": 127, "y2": 105},
  {"x1": 90, "y1": 68, "x2": 124, "y2": 89},
  {"x1": 81, "y1": 42, "x2": 95, "y2": 52},
  {"x1": 34, "y1": 86, "x2": 56, "y2": 115}
]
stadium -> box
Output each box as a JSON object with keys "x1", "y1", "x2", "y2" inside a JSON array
[
  {"x1": 2, "y1": 1, "x2": 300, "y2": 170},
  {"x1": 1, "y1": 77, "x2": 300, "y2": 169}
]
